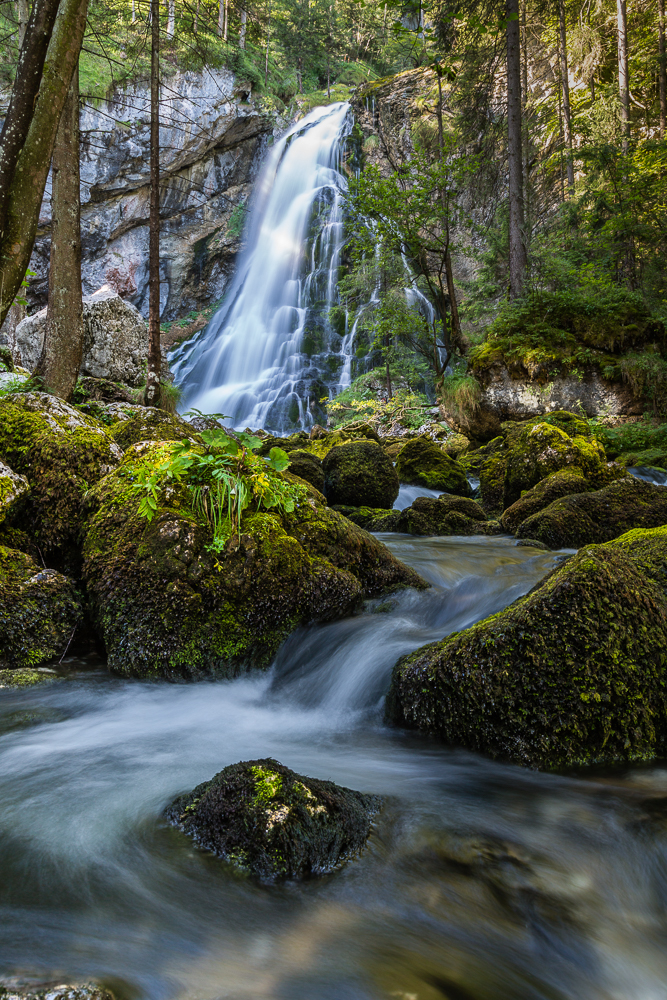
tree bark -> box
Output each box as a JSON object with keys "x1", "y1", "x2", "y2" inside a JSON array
[
  {"x1": 0, "y1": 0, "x2": 63, "y2": 243},
  {"x1": 659, "y1": 0, "x2": 666, "y2": 138},
  {"x1": 239, "y1": 7, "x2": 247, "y2": 48},
  {"x1": 558, "y1": 0, "x2": 574, "y2": 191},
  {"x1": 145, "y1": 0, "x2": 162, "y2": 407},
  {"x1": 167, "y1": 0, "x2": 175, "y2": 37},
  {"x1": 36, "y1": 66, "x2": 82, "y2": 400},
  {"x1": 506, "y1": 0, "x2": 526, "y2": 299},
  {"x1": 18, "y1": 0, "x2": 29, "y2": 44},
  {"x1": 0, "y1": 0, "x2": 89, "y2": 331},
  {"x1": 265, "y1": 0, "x2": 271, "y2": 87},
  {"x1": 218, "y1": 0, "x2": 224, "y2": 37},
  {"x1": 617, "y1": 0, "x2": 630, "y2": 149}
]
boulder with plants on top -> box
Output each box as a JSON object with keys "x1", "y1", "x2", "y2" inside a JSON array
[
  {"x1": 165, "y1": 758, "x2": 381, "y2": 879},
  {"x1": 82, "y1": 427, "x2": 427, "y2": 680}
]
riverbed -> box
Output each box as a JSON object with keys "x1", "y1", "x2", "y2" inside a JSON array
[{"x1": 2, "y1": 535, "x2": 667, "y2": 1000}]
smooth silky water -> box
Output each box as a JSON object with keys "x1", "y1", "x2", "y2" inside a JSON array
[{"x1": 3, "y1": 535, "x2": 667, "y2": 1000}]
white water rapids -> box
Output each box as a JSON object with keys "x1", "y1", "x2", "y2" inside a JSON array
[{"x1": 171, "y1": 102, "x2": 352, "y2": 431}]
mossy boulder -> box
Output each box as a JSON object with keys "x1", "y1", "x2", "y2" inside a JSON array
[
  {"x1": 386, "y1": 527, "x2": 667, "y2": 770},
  {"x1": 82, "y1": 444, "x2": 426, "y2": 679},
  {"x1": 501, "y1": 468, "x2": 595, "y2": 533},
  {"x1": 287, "y1": 450, "x2": 325, "y2": 493},
  {"x1": 516, "y1": 476, "x2": 667, "y2": 548},
  {"x1": 108, "y1": 407, "x2": 198, "y2": 450},
  {"x1": 0, "y1": 460, "x2": 29, "y2": 525},
  {"x1": 331, "y1": 505, "x2": 395, "y2": 530},
  {"x1": 502, "y1": 421, "x2": 608, "y2": 508},
  {"x1": 322, "y1": 440, "x2": 399, "y2": 508},
  {"x1": 333, "y1": 497, "x2": 500, "y2": 536},
  {"x1": 0, "y1": 393, "x2": 122, "y2": 572},
  {"x1": 165, "y1": 758, "x2": 381, "y2": 879},
  {"x1": 0, "y1": 546, "x2": 82, "y2": 669},
  {"x1": 259, "y1": 423, "x2": 380, "y2": 461},
  {"x1": 395, "y1": 438, "x2": 472, "y2": 496}
]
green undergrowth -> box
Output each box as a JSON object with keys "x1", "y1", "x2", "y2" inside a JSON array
[
  {"x1": 328, "y1": 370, "x2": 432, "y2": 430},
  {"x1": 469, "y1": 288, "x2": 666, "y2": 385},
  {"x1": 591, "y1": 418, "x2": 667, "y2": 466}
]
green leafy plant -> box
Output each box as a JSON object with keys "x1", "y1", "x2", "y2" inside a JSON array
[{"x1": 129, "y1": 429, "x2": 302, "y2": 552}]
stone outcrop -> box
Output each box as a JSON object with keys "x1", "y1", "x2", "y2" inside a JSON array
[
  {"x1": 165, "y1": 758, "x2": 381, "y2": 879},
  {"x1": 16, "y1": 286, "x2": 152, "y2": 384},
  {"x1": 387, "y1": 527, "x2": 667, "y2": 770},
  {"x1": 25, "y1": 71, "x2": 282, "y2": 322}
]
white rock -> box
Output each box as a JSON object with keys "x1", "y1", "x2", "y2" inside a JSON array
[{"x1": 0, "y1": 461, "x2": 30, "y2": 524}]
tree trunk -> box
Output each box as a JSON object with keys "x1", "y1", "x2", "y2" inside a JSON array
[
  {"x1": 36, "y1": 65, "x2": 82, "y2": 400},
  {"x1": 506, "y1": 0, "x2": 526, "y2": 299},
  {"x1": 0, "y1": 0, "x2": 89, "y2": 331},
  {"x1": 558, "y1": 0, "x2": 574, "y2": 191},
  {"x1": 435, "y1": 67, "x2": 463, "y2": 351},
  {"x1": 167, "y1": 0, "x2": 175, "y2": 37},
  {"x1": 617, "y1": 0, "x2": 630, "y2": 149},
  {"x1": 194, "y1": 0, "x2": 199, "y2": 32},
  {"x1": 239, "y1": 7, "x2": 247, "y2": 48},
  {"x1": 659, "y1": 0, "x2": 666, "y2": 138},
  {"x1": 265, "y1": 0, "x2": 271, "y2": 87},
  {"x1": 218, "y1": 0, "x2": 224, "y2": 37},
  {"x1": 145, "y1": 0, "x2": 162, "y2": 408},
  {"x1": 297, "y1": 54, "x2": 303, "y2": 93},
  {"x1": 18, "y1": 0, "x2": 29, "y2": 43},
  {"x1": 223, "y1": 0, "x2": 228, "y2": 40}
]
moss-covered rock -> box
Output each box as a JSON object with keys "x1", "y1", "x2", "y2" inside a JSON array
[
  {"x1": 516, "y1": 476, "x2": 667, "y2": 548},
  {"x1": 331, "y1": 505, "x2": 396, "y2": 530},
  {"x1": 165, "y1": 758, "x2": 381, "y2": 879},
  {"x1": 333, "y1": 497, "x2": 500, "y2": 537},
  {"x1": 386, "y1": 527, "x2": 667, "y2": 770},
  {"x1": 0, "y1": 546, "x2": 82, "y2": 669},
  {"x1": 109, "y1": 407, "x2": 198, "y2": 450},
  {"x1": 287, "y1": 450, "x2": 325, "y2": 493},
  {"x1": 258, "y1": 422, "x2": 381, "y2": 461},
  {"x1": 0, "y1": 460, "x2": 29, "y2": 525},
  {"x1": 502, "y1": 422, "x2": 608, "y2": 508},
  {"x1": 322, "y1": 440, "x2": 399, "y2": 508},
  {"x1": 82, "y1": 444, "x2": 426, "y2": 679},
  {"x1": 395, "y1": 438, "x2": 472, "y2": 496},
  {"x1": 501, "y1": 468, "x2": 595, "y2": 533},
  {"x1": 478, "y1": 448, "x2": 507, "y2": 515},
  {"x1": 0, "y1": 393, "x2": 122, "y2": 572},
  {"x1": 0, "y1": 667, "x2": 63, "y2": 688}
]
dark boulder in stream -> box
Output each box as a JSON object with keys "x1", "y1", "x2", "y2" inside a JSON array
[
  {"x1": 82, "y1": 442, "x2": 427, "y2": 680},
  {"x1": 322, "y1": 439, "x2": 399, "y2": 508},
  {"x1": 165, "y1": 758, "x2": 382, "y2": 879},
  {"x1": 387, "y1": 526, "x2": 667, "y2": 770},
  {"x1": 334, "y1": 496, "x2": 501, "y2": 536}
]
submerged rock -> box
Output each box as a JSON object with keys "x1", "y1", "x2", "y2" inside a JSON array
[
  {"x1": 516, "y1": 476, "x2": 667, "y2": 548},
  {"x1": 0, "y1": 393, "x2": 122, "y2": 572},
  {"x1": 287, "y1": 449, "x2": 326, "y2": 493},
  {"x1": 165, "y1": 758, "x2": 381, "y2": 879},
  {"x1": 82, "y1": 443, "x2": 426, "y2": 679},
  {"x1": 0, "y1": 546, "x2": 82, "y2": 669},
  {"x1": 395, "y1": 438, "x2": 472, "y2": 496},
  {"x1": 322, "y1": 440, "x2": 399, "y2": 508},
  {"x1": 386, "y1": 526, "x2": 667, "y2": 770}
]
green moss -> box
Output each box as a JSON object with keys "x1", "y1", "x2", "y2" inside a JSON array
[
  {"x1": 516, "y1": 476, "x2": 667, "y2": 548},
  {"x1": 322, "y1": 440, "x2": 399, "y2": 507},
  {"x1": 0, "y1": 546, "x2": 82, "y2": 669},
  {"x1": 387, "y1": 526, "x2": 667, "y2": 770},
  {"x1": 109, "y1": 408, "x2": 199, "y2": 450},
  {"x1": 0, "y1": 393, "x2": 121, "y2": 572},
  {"x1": 0, "y1": 668, "x2": 62, "y2": 688},
  {"x1": 165, "y1": 758, "x2": 382, "y2": 879},
  {"x1": 395, "y1": 438, "x2": 472, "y2": 497},
  {"x1": 501, "y1": 468, "x2": 595, "y2": 533}
]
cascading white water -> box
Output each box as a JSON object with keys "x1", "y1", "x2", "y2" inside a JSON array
[{"x1": 170, "y1": 102, "x2": 353, "y2": 432}]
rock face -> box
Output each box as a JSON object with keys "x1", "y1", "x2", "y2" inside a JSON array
[
  {"x1": 515, "y1": 477, "x2": 667, "y2": 548},
  {"x1": 165, "y1": 758, "x2": 381, "y2": 879},
  {"x1": 322, "y1": 440, "x2": 399, "y2": 507},
  {"x1": 82, "y1": 442, "x2": 426, "y2": 679},
  {"x1": 387, "y1": 527, "x2": 667, "y2": 770},
  {"x1": 16, "y1": 286, "x2": 151, "y2": 384},
  {"x1": 0, "y1": 393, "x2": 122, "y2": 572},
  {"x1": 24, "y1": 71, "x2": 280, "y2": 322},
  {"x1": 395, "y1": 438, "x2": 472, "y2": 496},
  {"x1": 0, "y1": 546, "x2": 82, "y2": 669}
]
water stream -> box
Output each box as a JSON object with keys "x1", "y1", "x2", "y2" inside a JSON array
[{"x1": 3, "y1": 536, "x2": 667, "y2": 1000}]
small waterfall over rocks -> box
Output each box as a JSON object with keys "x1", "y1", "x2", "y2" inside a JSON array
[{"x1": 171, "y1": 102, "x2": 354, "y2": 432}]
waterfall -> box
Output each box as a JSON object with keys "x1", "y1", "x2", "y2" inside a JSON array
[{"x1": 170, "y1": 102, "x2": 353, "y2": 432}]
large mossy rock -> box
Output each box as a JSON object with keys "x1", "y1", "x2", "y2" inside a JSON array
[
  {"x1": 501, "y1": 468, "x2": 595, "y2": 533},
  {"x1": 165, "y1": 758, "x2": 381, "y2": 879},
  {"x1": 0, "y1": 393, "x2": 122, "y2": 572},
  {"x1": 108, "y1": 407, "x2": 198, "y2": 450},
  {"x1": 287, "y1": 450, "x2": 325, "y2": 493},
  {"x1": 258, "y1": 422, "x2": 380, "y2": 461},
  {"x1": 0, "y1": 546, "x2": 82, "y2": 669},
  {"x1": 82, "y1": 444, "x2": 426, "y2": 679},
  {"x1": 333, "y1": 496, "x2": 500, "y2": 537},
  {"x1": 387, "y1": 527, "x2": 667, "y2": 770},
  {"x1": 322, "y1": 440, "x2": 399, "y2": 508},
  {"x1": 395, "y1": 438, "x2": 472, "y2": 496},
  {"x1": 515, "y1": 476, "x2": 667, "y2": 548}
]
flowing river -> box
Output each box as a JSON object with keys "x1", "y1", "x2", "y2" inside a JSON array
[{"x1": 3, "y1": 535, "x2": 667, "y2": 1000}]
